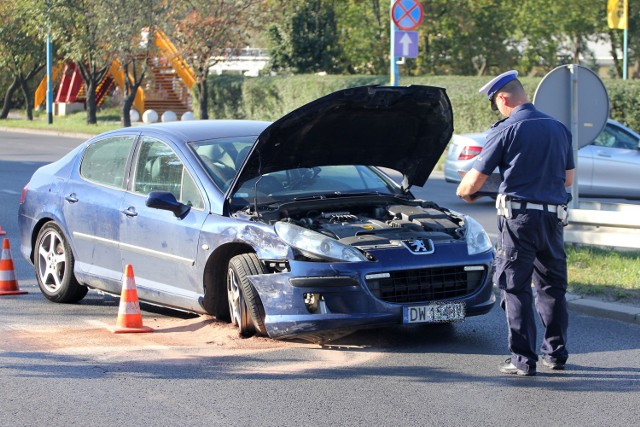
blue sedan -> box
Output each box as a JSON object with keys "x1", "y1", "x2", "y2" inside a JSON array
[{"x1": 18, "y1": 85, "x2": 495, "y2": 341}]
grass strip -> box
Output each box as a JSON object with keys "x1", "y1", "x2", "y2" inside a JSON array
[{"x1": 567, "y1": 245, "x2": 640, "y2": 304}]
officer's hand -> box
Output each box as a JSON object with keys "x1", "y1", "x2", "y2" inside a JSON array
[{"x1": 459, "y1": 193, "x2": 483, "y2": 203}]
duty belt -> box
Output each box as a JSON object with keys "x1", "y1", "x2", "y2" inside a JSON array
[
  {"x1": 511, "y1": 201, "x2": 558, "y2": 213},
  {"x1": 496, "y1": 195, "x2": 569, "y2": 225}
]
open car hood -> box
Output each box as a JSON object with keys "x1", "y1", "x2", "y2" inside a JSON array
[{"x1": 231, "y1": 85, "x2": 453, "y2": 193}]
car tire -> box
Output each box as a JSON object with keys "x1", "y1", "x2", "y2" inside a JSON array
[
  {"x1": 34, "y1": 222, "x2": 88, "y2": 303},
  {"x1": 227, "y1": 253, "x2": 268, "y2": 337}
]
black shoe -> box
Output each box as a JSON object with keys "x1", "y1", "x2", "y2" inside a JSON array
[
  {"x1": 499, "y1": 358, "x2": 536, "y2": 376},
  {"x1": 542, "y1": 358, "x2": 566, "y2": 370}
]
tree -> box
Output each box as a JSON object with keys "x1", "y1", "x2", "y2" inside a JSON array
[
  {"x1": 513, "y1": 0, "x2": 608, "y2": 74},
  {"x1": 163, "y1": 0, "x2": 259, "y2": 120},
  {"x1": 267, "y1": 0, "x2": 344, "y2": 74},
  {"x1": 41, "y1": 0, "x2": 113, "y2": 125},
  {"x1": 563, "y1": 0, "x2": 608, "y2": 65},
  {"x1": 417, "y1": 0, "x2": 519, "y2": 76},
  {"x1": 0, "y1": 0, "x2": 46, "y2": 120},
  {"x1": 335, "y1": 0, "x2": 389, "y2": 75},
  {"x1": 608, "y1": 28, "x2": 624, "y2": 79},
  {"x1": 102, "y1": 0, "x2": 165, "y2": 127},
  {"x1": 512, "y1": 0, "x2": 565, "y2": 73}
]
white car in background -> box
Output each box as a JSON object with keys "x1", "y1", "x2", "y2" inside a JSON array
[{"x1": 444, "y1": 119, "x2": 640, "y2": 199}]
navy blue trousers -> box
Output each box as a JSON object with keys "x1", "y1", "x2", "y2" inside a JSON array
[{"x1": 495, "y1": 209, "x2": 569, "y2": 372}]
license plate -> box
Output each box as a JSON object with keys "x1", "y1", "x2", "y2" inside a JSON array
[{"x1": 403, "y1": 302, "x2": 466, "y2": 324}]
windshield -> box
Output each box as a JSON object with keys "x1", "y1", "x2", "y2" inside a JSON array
[
  {"x1": 189, "y1": 138, "x2": 402, "y2": 205},
  {"x1": 189, "y1": 137, "x2": 255, "y2": 191},
  {"x1": 232, "y1": 165, "x2": 401, "y2": 208}
]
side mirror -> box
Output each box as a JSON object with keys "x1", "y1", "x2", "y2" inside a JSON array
[{"x1": 146, "y1": 191, "x2": 190, "y2": 218}]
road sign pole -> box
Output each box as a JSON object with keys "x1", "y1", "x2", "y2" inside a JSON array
[
  {"x1": 390, "y1": 0, "x2": 399, "y2": 86},
  {"x1": 569, "y1": 65, "x2": 579, "y2": 206}
]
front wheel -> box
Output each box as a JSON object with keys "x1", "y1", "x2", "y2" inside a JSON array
[
  {"x1": 34, "y1": 222, "x2": 88, "y2": 303},
  {"x1": 227, "y1": 253, "x2": 268, "y2": 337}
]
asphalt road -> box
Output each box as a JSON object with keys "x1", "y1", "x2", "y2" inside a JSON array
[{"x1": 1, "y1": 129, "x2": 639, "y2": 426}]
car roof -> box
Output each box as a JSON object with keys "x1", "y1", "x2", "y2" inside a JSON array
[{"x1": 104, "y1": 120, "x2": 271, "y2": 143}]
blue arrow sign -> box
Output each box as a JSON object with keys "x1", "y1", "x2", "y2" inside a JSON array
[{"x1": 395, "y1": 31, "x2": 418, "y2": 58}]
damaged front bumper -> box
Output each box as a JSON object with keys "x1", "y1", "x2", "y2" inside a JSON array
[{"x1": 248, "y1": 250, "x2": 496, "y2": 339}]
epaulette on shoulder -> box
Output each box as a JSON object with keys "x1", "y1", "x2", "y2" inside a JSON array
[{"x1": 491, "y1": 117, "x2": 508, "y2": 128}]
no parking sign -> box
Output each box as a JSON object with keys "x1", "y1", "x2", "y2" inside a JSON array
[{"x1": 391, "y1": 0, "x2": 424, "y2": 31}]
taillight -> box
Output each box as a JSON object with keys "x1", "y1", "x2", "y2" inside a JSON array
[
  {"x1": 458, "y1": 146, "x2": 482, "y2": 160},
  {"x1": 19, "y1": 183, "x2": 29, "y2": 204}
]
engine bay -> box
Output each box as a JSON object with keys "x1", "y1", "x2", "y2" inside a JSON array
[{"x1": 239, "y1": 195, "x2": 466, "y2": 246}]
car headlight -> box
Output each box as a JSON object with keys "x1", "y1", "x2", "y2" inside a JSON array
[
  {"x1": 464, "y1": 215, "x2": 493, "y2": 255},
  {"x1": 274, "y1": 222, "x2": 368, "y2": 262}
]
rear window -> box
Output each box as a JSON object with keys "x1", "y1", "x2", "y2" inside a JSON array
[{"x1": 80, "y1": 136, "x2": 136, "y2": 188}]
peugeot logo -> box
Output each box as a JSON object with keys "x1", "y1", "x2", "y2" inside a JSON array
[{"x1": 402, "y1": 239, "x2": 434, "y2": 255}]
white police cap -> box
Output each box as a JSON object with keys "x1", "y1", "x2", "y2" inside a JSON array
[{"x1": 479, "y1": 70, "x2": 518, "y2": 100}]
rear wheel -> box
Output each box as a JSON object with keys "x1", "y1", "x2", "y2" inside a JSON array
[
  {"x1": 227, "y1": 253, "x2": 268, "y2": 337},
  {"x1": 34, "y1": 222, "x2": 88, "y2": 303}
]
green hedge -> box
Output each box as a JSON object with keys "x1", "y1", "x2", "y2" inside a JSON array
[
  {"x1": 209, "y1": 75, "x2": 386, "y2": 121},
  {"x1": 207, "y1": 74, "x2": 640, "y2": 134}
]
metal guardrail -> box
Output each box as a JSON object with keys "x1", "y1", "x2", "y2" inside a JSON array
[{"x1": 565, "y1": 201, "x2": 640, "y2": 250}]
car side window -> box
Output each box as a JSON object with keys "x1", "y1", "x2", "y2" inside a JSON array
[
  {"x1": 593, "y1": 125, "x2": 638, "y2": 149},
  {"x1": 80, "y1": 136, "x2": 136, "y2": 188},
  {"x1": 133, "y1": 137, "x2": 204, "y2": 210}
]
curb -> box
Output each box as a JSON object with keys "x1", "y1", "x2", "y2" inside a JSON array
[
  {"x1": 0, "y1": 125, "x2": 95, "y2": 140},
  {"x1": 567, "y1": 295, "x2": 640, "y2": 324}
]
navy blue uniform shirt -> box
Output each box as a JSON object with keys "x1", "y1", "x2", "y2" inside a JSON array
[{"x1": 473, "y1": 103, "x2": 574, "y2": 205}]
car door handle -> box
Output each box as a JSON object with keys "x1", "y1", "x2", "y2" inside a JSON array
[
  {"x1": 122, "y1": 207, "x2": 138, "y2": 217},
  {"x1": 596, "y1": 151, "x2": 612, "y2": 158},
  {"x1": 64, "y1": 194, "x2": 79, "y2": 203}
]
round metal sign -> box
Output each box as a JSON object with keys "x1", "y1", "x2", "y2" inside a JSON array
[
  {"x1": 391, "y1": 0, "x2": 424, "y2": 31},
  {"x1": 533, "y1": 65, "x2": 609, "y2": 148}
]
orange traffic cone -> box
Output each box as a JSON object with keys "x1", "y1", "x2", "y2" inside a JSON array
[
  {"x1": 0, "y1": 238, "x2": 28, "y2": 296},
  {"x1": 0, "y1": 225, "x2": 6, "y2": 235},
  {"x1": 109, "y1": 264, "x2": 153, "y2": 333}
]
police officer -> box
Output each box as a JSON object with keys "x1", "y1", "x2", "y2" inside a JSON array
[{"x1": 456, "y1": 70, "x2": 575, "y2": 376}]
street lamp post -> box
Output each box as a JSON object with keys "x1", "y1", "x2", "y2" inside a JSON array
[
  {"x1": 46, "y1": 0, "x2": 53, "y2": 124},
  {"x1": 46, "y1": 34, "x2": 53, "y2": 124}
]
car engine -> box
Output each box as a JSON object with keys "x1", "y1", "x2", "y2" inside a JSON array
[{"x1": 246, "y1": 196, "x2": 465, "y2": 247}]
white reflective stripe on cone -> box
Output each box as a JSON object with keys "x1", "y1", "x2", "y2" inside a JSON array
[
  {"x1": 122, "y1": 277, "x2": 136, "y2": 290},
  {"x1": 118, "y1": 301, "x2": 142, "y2": 315},
  {"x1": 0, "y1": 270, "x2": 16, "y2": 281}
]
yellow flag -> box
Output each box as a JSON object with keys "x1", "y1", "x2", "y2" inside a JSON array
[{"x1": 608, "y1": 0, "x2": 628, "y2": 30}]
